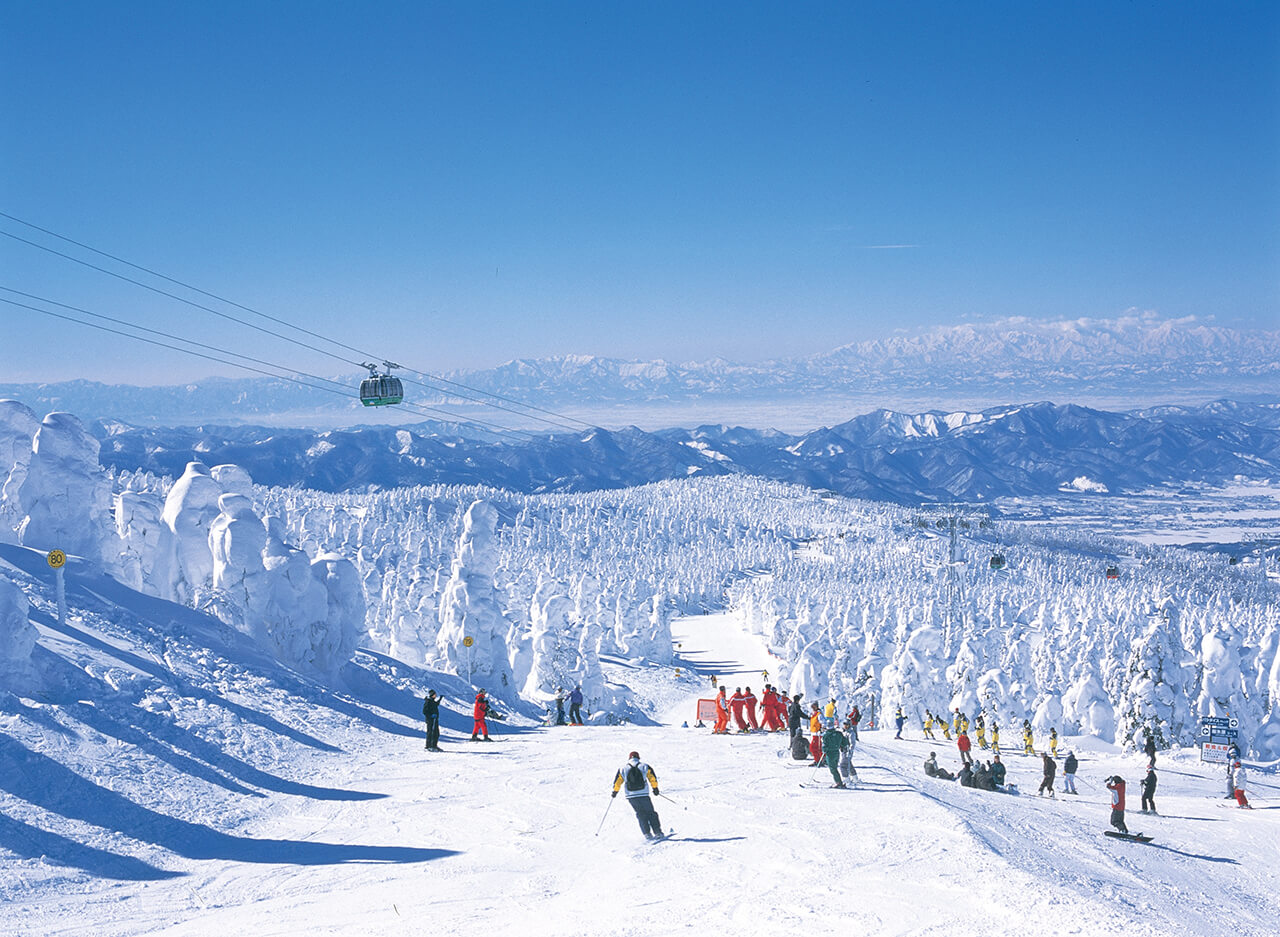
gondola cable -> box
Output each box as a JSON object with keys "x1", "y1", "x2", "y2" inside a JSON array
[
  {"x1": 0, "y1": 292, "x2": 534, "y2": 441},
  {"x1": 0, "y1": 211, "x2": 596, "y2": 430}
]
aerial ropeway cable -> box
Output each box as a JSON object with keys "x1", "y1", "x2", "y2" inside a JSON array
[
  {"x1": 0, "y1": 289, "x2": 535, "y2": 441},
  {"x1": 0, "y1": 210, "x2": 596, "y2": 432}
]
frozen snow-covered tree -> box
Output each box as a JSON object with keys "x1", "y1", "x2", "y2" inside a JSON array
[
  {"x1": 0, "y1": 575, "x2": 37, "y2": 686},
  {"x1": 17, "y1": 412, "x2": 116, "y2": 568},
  {"x1": 436, "y1": 500, "x2": 514, "y2": 693}
]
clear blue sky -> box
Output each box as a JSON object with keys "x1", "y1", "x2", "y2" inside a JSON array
[{"x1": 1, "y1": 1, "x2": 1277, "y2": 383}]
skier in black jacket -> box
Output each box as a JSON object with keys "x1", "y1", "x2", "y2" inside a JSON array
[
  {"x1": 787, "y1": 693, "x2": 804, "y2": 739},
  {"x1": 1142, "y1": 730, "x2": 1157, "y2": 766},
  {"x1": 1140, "y1": 766, "x2": 1158, "y2": 813},
  {"x1": 1038, "y1": 753, "x2": 1056, "y2": 797},
  {"x1": 1061, "y1": 750, "x2": 1078, "y2": 794},
  {"x1": 422, "y1": 690, "x2": 442, "y2": 752}
]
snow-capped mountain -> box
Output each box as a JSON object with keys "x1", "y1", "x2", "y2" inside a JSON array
[
  {"x1": 452, "y1": 317, "x2": 1280, "y2": 405},
  {"x1": 3, "y1": 316, "x2": 1277, "y2": 426},
  {"x1": 85, "y1": 399, "x2": 1280, "y2": 503}
]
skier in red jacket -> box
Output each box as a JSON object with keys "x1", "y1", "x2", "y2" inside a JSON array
[
  {"x1": 743, "y1": 687, "x2": 759, "y2": 730},
  {"x1": 759, "y1": 687, "x2": 777, "y2": 731},
  {"x1": 730, "y1": 688, "x2": 748, "y2": 731},
  {"x1": 471, "y1": 690, "x2": 492, "y2": 741},
  {"x1": 956, "y1": 730, "x2": 973, "y2": 766}
]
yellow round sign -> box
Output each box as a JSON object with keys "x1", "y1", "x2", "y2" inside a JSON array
[
  {"x1": 47, "y1": 549, "x2": 66, "y2": 569},
  {"x1": 462, "y1": 636, "x2": 474, "y2": 648}
]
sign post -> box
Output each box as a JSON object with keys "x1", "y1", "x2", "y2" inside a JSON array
[
  {"x1": 1199, "y1": 715, "x2": 1240, "y2": 763},
  {"x1": 47, "y1": 549, "x2": 67, "y2": 627},
  {"x1": 463, "y1": 635, "x2": 474, "y2": 685}
]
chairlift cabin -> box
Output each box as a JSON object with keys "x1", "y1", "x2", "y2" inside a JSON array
[
  {"x1": 359, "y1": 361, "x2": 404, "y2": 407},
  {"x1": 989, "y1": 553, "x2": 1007, "y2": 571},
  {"x1": 1105, "y1": 565, "x2": 1120, "y2": 580}
]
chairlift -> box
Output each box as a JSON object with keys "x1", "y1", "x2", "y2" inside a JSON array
[
  {"x1": 989, "y1": 553, "x2": 1007, "y2": 571},
  {"x1": 359, "y1": 361, "x2": 404, "y2": 407}
]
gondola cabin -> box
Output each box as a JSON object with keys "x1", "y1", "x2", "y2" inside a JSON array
[
  {"x1": 1105, "y1": 565, "x2": 1120, "y2": 580},
  {"x1": 359, "y1": 361, "x2": 404, "y2": 407},
  {"x1": 989, "y1": 553, "x2": 1007, "y2": 570}
]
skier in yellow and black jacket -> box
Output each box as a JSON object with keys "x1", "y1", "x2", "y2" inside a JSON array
[{"x1": 612, "y1": 751, "x2": 665, "y2": 840}]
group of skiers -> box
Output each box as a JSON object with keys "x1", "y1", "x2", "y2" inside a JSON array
[
  {"x1": 420, "y1": 682, "x2": 1259, "y2": 845},
  {"x1": 552, "y1": 686, "x2": 586, "y2": 726},
  {"x1": 420, "y1": 688, "x2": 501, "y2": 749},
  {"x1": 915, "y1": 707, "x2": 1064, "y2": 759},
  {"x1": 710, "y1": 684, "x2": 794, "y2": 734}
]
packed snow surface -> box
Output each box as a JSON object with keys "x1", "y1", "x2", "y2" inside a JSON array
[{"x1": 1, "y1": 558, "x2": 1276, "y2": 937}]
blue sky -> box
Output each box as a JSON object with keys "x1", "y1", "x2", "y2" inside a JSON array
[{"x1": 1, "y1": 1, "x2": 1277, "y2": 383}]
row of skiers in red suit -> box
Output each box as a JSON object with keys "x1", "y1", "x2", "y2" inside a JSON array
[{"x1": 711, "y1": 684, "x2": 793, "y2": 733}]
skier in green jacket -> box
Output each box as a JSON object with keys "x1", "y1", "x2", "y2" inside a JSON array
[{"x1": 821, "y1": 721, "x2": 849, "y2": 788}]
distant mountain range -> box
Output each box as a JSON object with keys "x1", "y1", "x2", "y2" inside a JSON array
[
  {"x1": 5, "y1": 316, "x2": 1278, "y2": 427},
  {"x1": 92, "y1": 399, "x2": 1280, "y2": 504}
]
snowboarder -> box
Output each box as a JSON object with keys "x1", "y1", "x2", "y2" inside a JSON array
[
  {"x1": 713, "y1": 686, "x2": 730, "y2": 734},
  {"x1": 743, "y1": 686, "x2": 759, "y2": 730},
  {"x1": 1140, "y1": 765, "x2": 1157, "y2": 814},
  {"x1": 1105, "y1": 776, "x2": 1129, "y2": 834},
  {"x1": 1022, "y1": 719, "x2": 1034, "y2": 755},
  {"x1": 611, "y1": 751, "x2": 665, "y2": 840},
  {"x1": 990, "y1": 754, "x2": 1007, "y2": 789},
  {"x1": 1038, "y1": 753, "x2": 1056, "y2": 797},
  {"x1": 423, "y1": 689, "x2": 442, "y2": 751},
  {"x1": 957, "y1": 729, "x2": 973, "y2": 766},
  {"x1": 924, "y1": 751, "x2": 955, "y2": 781},
  {"x1": 1142, "y1": 729, "x2": 1157, "y2": 766},
  {"x1": 569, "y1": 685, "x2": 584, "y2": 725},
  {"x1": 822, "y1": 720, "x2": 849, "y2": 788},
  {"x1": 554, "y1": 688, "x2": 567, "y2": 726},
  {"x1": 1062, "y1": 750, "x2": 1078, "y2": 794},
  {"x1": 894, "y1": 706, "x2": 906, "y2": 740},
  {"x1": 1049, "y1": 727, "x2": 1059, "y2": 757},
  {"x1": 471, "y1": 689, "x2": 492, "y2": 741},
  {"x1": 1232, "y1": 760, "x2": 1251, "y2": 808}
]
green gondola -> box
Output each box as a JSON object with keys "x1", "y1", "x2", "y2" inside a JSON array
[{"x1": 359, "y1": 361, "x2": 404, "y2": 406}]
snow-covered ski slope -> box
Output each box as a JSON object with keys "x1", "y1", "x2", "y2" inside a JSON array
[{"x1": 2, "y1": 555, "x2": 1277, "y2": 937}]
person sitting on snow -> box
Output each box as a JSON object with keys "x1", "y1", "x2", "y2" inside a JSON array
[
  {"x1": 990, "y1": 754, "x2": 1007, "y2": 789},
  {"x1": 924, "y1": 751, "x2": 955, "y2": 781}
]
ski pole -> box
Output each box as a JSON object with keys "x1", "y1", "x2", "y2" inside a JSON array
[
  {"x1": 595, "y1": 796, "x2": 615, "y2": 836},
  {"x1": 657, "y1": 792, "x2": 686, "y2": 810}
]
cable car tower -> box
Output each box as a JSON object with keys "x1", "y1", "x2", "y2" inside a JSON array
[
  {"x1": 359, "y1": 360, "x2": 404, "y2": 407},
  {"x1": 912, "y1": 504, "x2": 992, "y2": 657}
]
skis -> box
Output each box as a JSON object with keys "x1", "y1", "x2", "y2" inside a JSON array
[
  {"x1": 647, "y1": 830, "x2": 675, "y2": 844},
  {"x1": 1104, "y1": 830, "x2": 1153, "y2": 843},
  {"x1": 800, "y1": 782, "x2": 857, "y2": 790}
]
